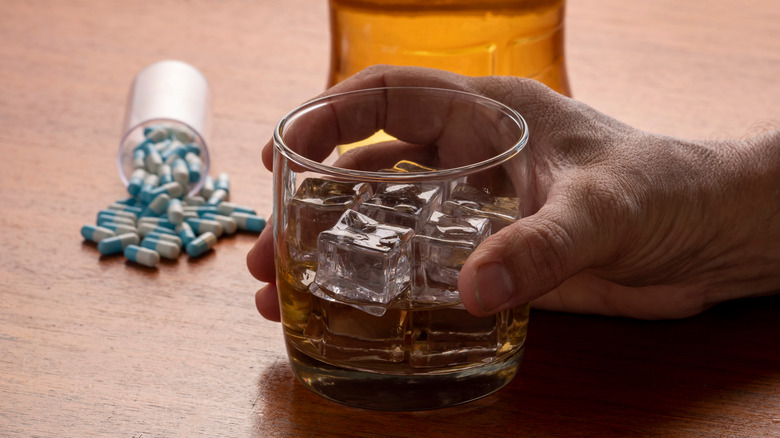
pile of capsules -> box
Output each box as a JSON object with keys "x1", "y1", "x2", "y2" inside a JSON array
[{"x1": 80, "y1": 124, "x2": 266, "y2": 268}]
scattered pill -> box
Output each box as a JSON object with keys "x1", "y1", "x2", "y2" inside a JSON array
[
  {"x1": 127, "y1": 169, "x2": 146, "y2": 197},
  {"x1": 108, "y1": 203, "x2": 143, "y2": 215},
  {"x1": 81, "y1": 225, "x2": 116, "y2": 243},
  {"x1": 206, "y1": 189, "x2": 228, "y2": 205},
  {"x1": 183, "y1": 205, "x2": 218, "y2": 216},
  {"x1": 231, "y1": 212, "x2": 266, "y2": 233},
  {"x1": 171, "y1": 158, "x2": 189, "y2": 188},
  {"x1": 167, "y1": 198, "x2": 184, "y2": 225},
  {"x1": 202, "y1": 213, "x2": 238, "y2": 235},
  {"x1": 183, "y1": 195, "x2": 205, "y2": 206},
  {"x1": 214, "y1": 173, "x2": 230, "y2": 192},
  {"x1": 98, "y1": 208, "x2": 137, "y2": 221},
  {"x1": 97, "y1": 233, "x2": 140, "y2": 255},
  {"x1": 141, "y1": 237, "x2": 181, "y2": 260},
  {"x1": 185, "y1": 218, "x2": 223, "y2": 237},
  {"x1": 176, "y1": 221, "x2": 196, "y2": 246},
  {"x1": 99, "y1": 222, "x2": 139, "y2": 236},
  {"x1": 186, "y1": 232, "x2": 217, "y2": 257},
  {"x1": 86, "y1": 123, "x2": 259, "y2": 269},
  {"x1": 97, "y1": 215, "x2": 135, "y2": 227},
  {"x1": 138, "y1": 223, "x2": 178, "y2": 237},
  {"x1": 182, "y1": 211, "x2": 198, "y2": 221},
  {"x1": 145, "y1": 231, "x2": 183, "y2": 248},
  {"x1": 114, "y1": 196, "x2": 138, "y2": 206},
  {"x1": 140, "y1": 174, "x2": 160, "y2": 204},
  {"x1": 185, "y1": 152, "x2": 202, "y2": 183},
  {"x1": 216, "y1": 202, "x2": 257, "y2": 216},
  {"x1": 138, "y1": 217, "x2": 176, "y2": 229},
  {"x1": 145, "y1": 193, "x2": 171, "y2": 216},
  {"x1": 200, "y1": 175, "x2": 215, "y2": 199},
  {"x1": 124, "y1": 244, "x2": 160, "y2": 268},
  {"x1": 148, "y1": 181, "x2": 184, "y2": 200}
]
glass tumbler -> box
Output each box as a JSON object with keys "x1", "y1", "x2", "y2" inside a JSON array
[{"x1": 272, "y1": 86, "x2": 531, "y2": 410}]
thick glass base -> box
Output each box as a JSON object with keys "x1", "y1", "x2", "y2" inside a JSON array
[{"x1": 286, "y1": 342, "x2": 523, "y2": 411}]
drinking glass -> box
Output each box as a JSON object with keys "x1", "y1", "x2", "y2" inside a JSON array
[{"x1": 272, "y1": 86, "x2": 530, "y2": 410}]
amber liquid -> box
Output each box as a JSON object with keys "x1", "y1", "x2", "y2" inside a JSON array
[
  {"x1": 278, "y1": 260, "x2": 529, "y2": 375},
  {"x1": 328, "y1": 0, "x2": 571, "y2": 95}
]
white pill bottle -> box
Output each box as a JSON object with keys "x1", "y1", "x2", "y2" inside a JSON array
[{"x1": 118, "y1": 60, "x2": 212, "y2": 195}]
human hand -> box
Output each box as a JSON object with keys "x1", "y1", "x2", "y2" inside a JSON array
[{"x1": 248, "y1": 65, "x2": 780, "y2": 321}]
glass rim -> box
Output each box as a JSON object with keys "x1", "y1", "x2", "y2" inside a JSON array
[{"x1": 273, "y1": 86, "x2": 529, "y2": 181}]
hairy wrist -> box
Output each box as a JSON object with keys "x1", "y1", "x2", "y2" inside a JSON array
[{"x1": 705, "y1": 129, "x2": 780, "y2": 304}]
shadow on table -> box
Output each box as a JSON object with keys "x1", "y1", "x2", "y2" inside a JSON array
[{"x1": 251, "y1": 295, "x2": 780, "y2": 437}]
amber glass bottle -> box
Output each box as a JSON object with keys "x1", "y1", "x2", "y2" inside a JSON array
[{"x1": 328, "y1": 0, "x2": 571, "y2": 96}]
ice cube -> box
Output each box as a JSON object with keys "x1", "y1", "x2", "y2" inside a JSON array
[
  {"x1": 358, "y1": 182, "x2": 442, "y2": 231},
  {"x1": 315, "y1": 209, "x2": 414, "y2": 305},
  {"x1": 411, "y1": 211, "x2": 491, "y2": 304},
  {"x1": 442, "y1": 183, "x2": 520, "y2": 232},
  {"x1": 287, "y1": 178, "x2": 372, "y2": 262},
  {"x1": 309, "y1": 282, "x2": 387, "y2": 317}
]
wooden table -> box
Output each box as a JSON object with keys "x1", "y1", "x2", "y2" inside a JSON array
[{"x1": 1, "y1": 0, "x2": 779, "y2": 436}]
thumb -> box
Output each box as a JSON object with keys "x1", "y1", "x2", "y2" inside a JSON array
[{"x1": 458, "y1": 203, "x2": 604, "y2": 316}]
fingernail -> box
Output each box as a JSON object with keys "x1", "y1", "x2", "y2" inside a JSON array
[{"x1": 474, "y1": 262, "x2": 515, "y2": 313}]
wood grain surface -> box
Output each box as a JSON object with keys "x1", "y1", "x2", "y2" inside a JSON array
[{"x1": 1, "y1": 0, "x2": 778, "y2": 436}]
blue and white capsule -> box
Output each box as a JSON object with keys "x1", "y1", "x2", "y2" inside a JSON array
[
  {"x1": 138, "y1": 217, "x2": 176, "y2": 230},
  {"x1": 185, "y1": 218, "x2": 223, "y2": 237},
  {"x1": 145, "y1": 231, "x2": 183, "y2": 248},
  {"x1": 81, "y1": 225, "x2": 116, "y2": 243},
  {"x1": 171, "y1": 158, "x2": 189, "y2": 188},
  {"x1": 184, "y1": 152, "x2": 202, "y2": 183},
  {"x1": 231, "y1": 212, "x2": 266, "y2": 233},
  {"x1": 97, "y1": 209, "x2": 137, "y2": 222},
  {"x1": 124, "y1": 244, "x2": 160, "y2": 268},
  {"x1": 175, "y1": 221, "x2": 196, "y2": 246},
  {"x1": 141, "y1": 236, "x2": 181, "y2": 259},
  {"x1": 127, "y1": 169, "x2": 147, "y2": 196},
  {"x1": 184, "y1": 142, "x2": 201, "y2": 156},
  {"x1": 138, "y1": 223, "x2": 178, "y2": 237},
  {"x1": 160, "y1": 142, "x2": 187, "y2": 162},
  {"x1": 99, "y1": 222, "x2": 139, "y2": 236},
  {"x1": 202, "y1": 213, "x2": 237, "y2": 235},
  {"x1": 133, "y1": 148, "x2": 146, "y2": 169},
  {"x1": 170, "y1": 126, "x2": 195, "y2": 143},
  {"x1": 183, "y1": 205, "x2": 218, "y2": 216},
  {"x1": 186, "y1": 232, "x2": 217, "y2": 257},
  {"x1": 214, "y1": 173, "x2": 230, "y2": 192},
  {"x1": 144, "y1": 125, "x2": 169, "y2": 142},
  {"x1": 206, "y1": 189, "x2": 228, "y2": 205},
  {"x1": 97, "y1": 215, "x2": 135, "y2": 228},
  {"x1": 145, "y1": 193, "x2": 171, "y2": 216},
  {"x1": 216, "y1": 202, "x2": 257, "y2": 216},
  {"x1": 148, "y1": 181, "x2": 184, "y2": 200},
  {"x1": 158, "y1": 163, "x2": 174, "y2": 185},
  {"x1": 139, "y1": 174, "x2": 160, "y2": 204},
  {"x1": 145, "y1": 147, "x2": 163, "y2": 173},
  {"x1": 183, "y1": 195, "x2": 205, "y2": 206},
  {"x1": 97, "y1": 233, "x2": 140, "y2": 255},
  {"x1": 199, "y1": 176, "x2": 214, "y2": 200},
  {"x1": 108, "y1": 203, "x2": 143, "y2": 216},
  {"x1": 167, "y1": 198, "x2": 184, "y2": 225}
]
